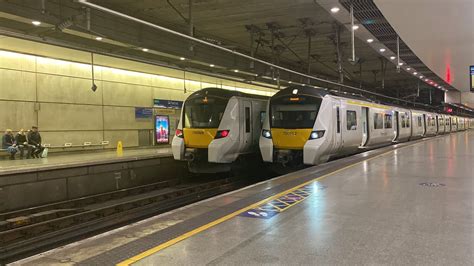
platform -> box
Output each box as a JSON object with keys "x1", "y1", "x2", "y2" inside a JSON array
[
  {"x1": 12, "y1": 131, "x2": 473, "y2": 265},
  {"x1": 0, "y1": 147, "x2": 172, "y2": 176}
]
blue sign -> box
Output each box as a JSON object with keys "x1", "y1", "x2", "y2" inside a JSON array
[
  {"x1": 238, "y1": 184, "x2": 326, "y2": 219},
  {"x1": 470, "y1": 65, "x2": 474, "y2": 92},
  {"x1": 135, "y1": 107, "x2": 153, "y2": 119},
  {"x1": 154, "y1": 99, "x2": 183, "y2": 109}
]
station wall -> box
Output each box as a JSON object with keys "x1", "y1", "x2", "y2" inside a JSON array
[{"x1": 0, "y1": 36, "x2": 276, "y2": 148}]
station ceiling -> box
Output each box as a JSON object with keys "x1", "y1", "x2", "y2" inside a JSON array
[{"x1": 0, "y1": 0, "x2": 451, "y2": 106}]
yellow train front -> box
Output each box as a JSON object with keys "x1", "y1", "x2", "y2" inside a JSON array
[{"x1": 172, "y1": 88, "x2": 267, "y2": 173}]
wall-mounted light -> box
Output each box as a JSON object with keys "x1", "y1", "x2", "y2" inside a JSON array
[
  {"x1": 209, "y1": 64, "x2": 215, "y2": 67},
  {"x1": 180, "y1": 57, "x2": 185, "y2": 60},
  {"x1": 142, "y1": 48, "x2": 148, "y2": 52},
  {"x1": 32, "y1": 21, "x2": 41, "y2": 26},
  {"x1": 95, "y1": 36, "x2": 103, "y2": 41}
]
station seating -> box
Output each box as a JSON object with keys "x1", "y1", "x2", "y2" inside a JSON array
[{"x1": 0, "y1": 141, "x2": 110, "y2": 159}]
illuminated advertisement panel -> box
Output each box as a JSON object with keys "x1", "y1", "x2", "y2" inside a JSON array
[{"x1": 155, "y1": 115, "x2": 169, "y2": 144}]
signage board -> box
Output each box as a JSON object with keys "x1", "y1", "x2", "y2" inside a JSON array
[
  {"x1": 153, "y1": 99, "x2": 183, "y2": 109},
  {"x1": 155, "y1": 115, "x2": 170, "y2": 144},
  {"x1": 135, "y1": 107, "x2": 153, "y2": 119},
  {"x1": 470, "y1": 65, "x2": 474, "y2": 92}
]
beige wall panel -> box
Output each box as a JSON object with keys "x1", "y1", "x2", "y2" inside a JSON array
[
  {"x1": 151, "y1": 75, "x2": 185, "y2": 90},
  {"x1": 0, "y1": 37, "x2": 90, "y2": 63},
  {"x1": 103, "y1": 106, "x2": 153, "y2": 130},
  {"x1": 40, "y1": 131, "x2": 104, "y2": 146},
  {"x1": 0, "y1": 50, "x2": 36, "y2": 72},
  {"x1": 94, "y1": 54, "x2": 184, "y2": 79},
  {"x1": 152, "y1": 87, "x2": 172, "y2": 100},
  {"x1": 37, "y1": 74, "x2": 102, "y2": 105},
  {"x1": 0, "y1": 69, "x2": 36, "y2": 101},
  {"x1": 38, "y1": 103, "x2": 103, "y2": 131},
  {"x1": 99, "y1": 66, "x2": 152, "y2": 86},
  {"x1": 202, "y1": 82, "x2": 220, "y2": 88},
  {"x1": 36, "y1": 57, "x2": 91, "y2": 79},
  {"x1": 102, "y1": 82, "x2": 152, "y2": 107},
  {"x1": 185, "y1": 80, "x2": 202, "y2": 91},
  {"x1": 104, "y1": 130, "x2": 138, "y2": 148},
  {"x1": 0, "y1": 101, "x2": 36, "y2": 131}
]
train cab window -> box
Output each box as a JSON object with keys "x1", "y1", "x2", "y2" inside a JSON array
[
  {"x1": 384, "y1": 114, "x2": 393, "y2": 129},
  {"x1": 184, "y1": 97, "x2": 228, "y2": 128},
  {"x1": 374, "y1": 113, "x2": 384, "y2": 129},
  {"x1": 245, "y1": 107, "x2": 251, "y2": 133},
  {"x1": 270, "y1": 96, "x2": 322, "y2": 128},
  {"x1": 346, "y1": 110, "x2": 357, "y2": 130}
]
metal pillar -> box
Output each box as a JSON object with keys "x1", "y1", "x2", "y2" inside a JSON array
[
  {"x1": 335, "y1": 24, "x2": 344, "y2": 83},
  {"x1": 350, "y1": 4, "x2": 355, "y2": 62}
]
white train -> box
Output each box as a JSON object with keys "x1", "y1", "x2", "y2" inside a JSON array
[
  {"x1": 172, "y1": 88, "x2": 268, "y2": 173},
  {"x1": 260, "y1": 86, "x2": 473, "y2": 168}
]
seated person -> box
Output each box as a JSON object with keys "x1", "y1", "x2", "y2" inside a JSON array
[
  {"x1": 15, "y1": 129, "x2": 31, "y2": 159},
  {"x1": 27, "y1": 126, "x2": 44, "y2": 158},
  {"x1": 2, "y1": 129, "x2": 18, "y2": 160}
]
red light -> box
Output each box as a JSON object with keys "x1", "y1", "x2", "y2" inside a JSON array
[
  {"x1": 446, "y1": 65, "x2": 452, "y2": 84},
  {"x1": 215, "y1": 130, "x2": 229, "y2": 139},
  {"x1": 446, "y1": 108, "x2": 453, "y2": 113},
  {"x1": 175, "y1": 129, "x2": 183, "y2": 138}
]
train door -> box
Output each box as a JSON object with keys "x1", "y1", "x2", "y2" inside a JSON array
[
  {"x1": 334, "y1": 101, "x2": 342, "y2": 151},
  {"x1": 394, "y1": 111, "x2": 400, "y2": 141},
  {"x1": 422, "y1": 114, "x2": 427, "y2": 136},
  {"x1": 361, "y1": 107, "x2": 369, "y2": 146},
  {"x1": 242, "y1": 101, "x2": 252, "y2": 151}
]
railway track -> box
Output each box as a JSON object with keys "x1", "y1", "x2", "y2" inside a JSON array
[{"x1": 0, "y1": 174, "x2": 262, "y2": 264}]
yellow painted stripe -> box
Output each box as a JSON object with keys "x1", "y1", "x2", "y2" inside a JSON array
[
  {"x1": 347, "y1": 100, "x2": 391, "y2": 110},
  {"x1": 117, "y1": 138, "x2": 433, "y2": 266}
]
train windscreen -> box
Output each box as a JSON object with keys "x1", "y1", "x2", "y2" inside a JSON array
[
  {"x1": 270, "y1": 96, "x2": 322, "y2": 129},
  {"x1": 184, "y1": 96, "x2": 228, "y2": 128}
]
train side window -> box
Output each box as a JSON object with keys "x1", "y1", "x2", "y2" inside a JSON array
[
  {"x1": 384, "y1": 114, "x2": 393, "y2": 129},
  {"x1": 245, "y1": 107, "x2": 251, "y2": 133},
  {"x1": 346, "y1": 110, "x2": 357, "y2": 130},
  {"x1": 417, "y1": 116, "x2": 422, "y2": 127},
  {"x1": 374, "y1": 113, "x2": 383, "y2": 129},
  {"x1": 336, "y1": 107, "x2": 341, "y2": 133},
  {"x1": 260, "y1": 111, "x2": 266, "y2": 126},
  {"x1": 401, "y1": 114, "x2": 406, "y2": 128},
  {"x1": 406, "y1": 113, "x2": 410, "y2": 127}
]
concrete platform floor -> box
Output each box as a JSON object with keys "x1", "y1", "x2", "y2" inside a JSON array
[
  {"x1": 11, "y1": 131, "x2": 473, "y2": 265},
  {"x1": 0, "y1": 147, "x2": 171, "y2": 175}
]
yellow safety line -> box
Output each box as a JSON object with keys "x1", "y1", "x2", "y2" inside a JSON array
[
  {"x1": 275, "y1": 199, "x2": 291, "y2": 206},
  {"x1": 267, "y1": 202, "x2": 284, "y2": 211},
  {"x1": 116, "y1": 138, "x2": 433, "y2": 266}
]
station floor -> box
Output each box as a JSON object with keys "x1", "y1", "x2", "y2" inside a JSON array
[
  {"x1": 13, "y1": 131, "x2": 473, "y2": 265},
  {"x1": 0, "y1": 147, "x2": 171, "y2": 176}
]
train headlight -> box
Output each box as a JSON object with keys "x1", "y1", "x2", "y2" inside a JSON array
[
  {"x1": 309, "y1": 130, "x2": 325, "y2": 140},
  {"x1": 175, "y1": 129, "x2": 184, "y2": 138},
  {"x1": 262, "y1": 129, "x2": 272, "y2": 139},
  {"x1": 215, "y1": 130, "x2": 230, "y2": 139}
]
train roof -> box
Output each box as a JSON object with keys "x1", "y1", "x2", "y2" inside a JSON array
[
  {"x1": 186, "y1": 87, "x2": 269, "y2": 101},
  {"x1": 273, "y1": 86, "x2": 467, "y2": 116}
]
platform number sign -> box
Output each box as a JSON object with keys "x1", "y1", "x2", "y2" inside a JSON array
[{"x1": 470, "y1": 66, "x2": 474, "y2": 92}]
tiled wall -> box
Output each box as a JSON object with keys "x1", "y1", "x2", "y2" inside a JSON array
[{"x1": 0, "y1": 36, "x2": 276, "y2": 148}]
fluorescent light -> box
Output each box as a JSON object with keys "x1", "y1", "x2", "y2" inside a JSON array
[
  {"x1": 142, "y1": 48, "x2": 148, "y2": 52},
  {"x1": 288, "y1": 81, "x2": 292, "y2": 84},
  {"x1": 180, "y1": 57, "x2": 185, "y2": 60},
  {"x1": 352, "y1": 25, "x2": 359, "y2": 30},
  {"x1": 420, "y1": 76, "x2": 423, "y2": 78},
  {"x1": 379, "y1": 48, "x2": 386, "y2": 52},
  {"x1": 32, "y1": 21, "x2": 41, "y2": 26},
  {"x1": 95, "y1": 36, "x2": 103, "y2": 41},
  {"x1": 406, "y1": 67, "x2": 411, "y2": 70},
  {"x1": 209, "y1": 64, "x2": 215, "y2": 67},
  {"x1": 398, "y1": 62, "x2": 404, "y2": 66},
  {"x1": 233, "y1": 69, "x2": 239, "y2": 73},
  {"x1": 413, "y1": 72, "x2": 418, "y2": 75},
  {"x1": 367, "y1": 38, "x2": 374, "y2": 43},
  {"x1": 425, "y1": 79, "x2": 429, "y2": 81},
  {"x1": 330, "y1": 7, "x2": 340, "y2": 13},
  {"x1": 390, "y1": 56, "x2": 396, "y2": 60}
]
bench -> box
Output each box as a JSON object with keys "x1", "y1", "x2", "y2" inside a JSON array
[{"x1": 43, "y1": 140, "x2": 110, "y2": 150}]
